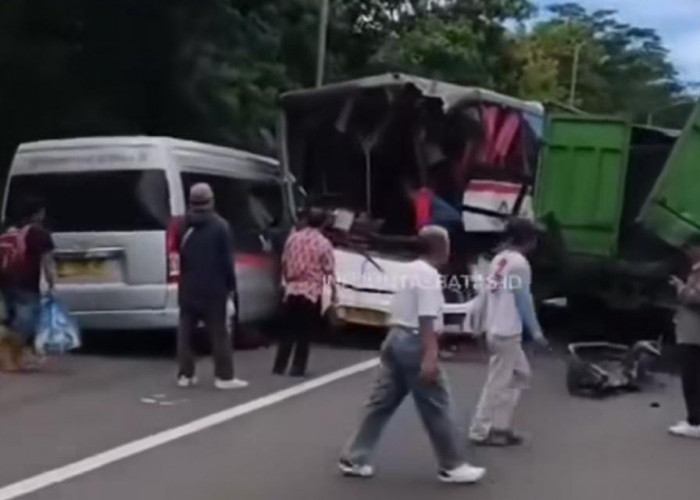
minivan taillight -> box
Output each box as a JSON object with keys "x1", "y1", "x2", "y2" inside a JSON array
[{"x1": 167, "y1": 216, "x2": 184, "y2": 283}]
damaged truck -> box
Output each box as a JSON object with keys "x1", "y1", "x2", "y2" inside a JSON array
[
  {"x1": 278, "y1": 73, "x2": 700, "y2": 335},
  {"x1": 279, "y1": 73, "x2": 543, "y2": 332}
]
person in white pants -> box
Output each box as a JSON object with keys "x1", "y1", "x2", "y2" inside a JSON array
[{"x1": 469, "y1": 219, "x2": 548, "y2": 447}]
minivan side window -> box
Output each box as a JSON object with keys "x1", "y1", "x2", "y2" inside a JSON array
[
  {"x1": 180, "y1": 173, "x2": 283, "y2": 253},
  {"x1": 249, "y1": 181, "x2": 284, "y2": 230},
  {"x1": 5, "y1": 170, "x2": 170, "y2": 232}
]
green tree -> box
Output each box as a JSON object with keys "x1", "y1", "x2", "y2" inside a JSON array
[
  {"x1": 0, "y1": 0, "x2": 691, "y2": 177},
  {"x1": 512, "y1": 36, "x2": 565, "y2": 102},
  {"x1": 528, "y1": 3, "x2": 687, "y2": 124},
  {"x1": 352, "y1": 0, "x2": 536, "y2": 91},
  {"x1": 0, "y1": 0, "x2": 315, "y2": 164},
  {"x1": 370, "y1": 17, "x2": 494, "y2": 86}
]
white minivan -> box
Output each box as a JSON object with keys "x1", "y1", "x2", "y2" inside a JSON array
[{"x1": 2, "y1": 137, "x2": 290, "y2": 332}]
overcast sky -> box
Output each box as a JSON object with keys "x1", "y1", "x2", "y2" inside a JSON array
[{"x1": 535, "y1": 0, "x2": 700, "y2": 82}]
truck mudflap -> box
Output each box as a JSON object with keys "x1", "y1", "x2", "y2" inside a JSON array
[{"x1": 639, "y1": 99, "x2": 700, "y2": 247}]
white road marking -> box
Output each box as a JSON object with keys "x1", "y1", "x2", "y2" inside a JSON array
[{"x1": 0, "y1": 357, "x2": 380, "y2": 500}]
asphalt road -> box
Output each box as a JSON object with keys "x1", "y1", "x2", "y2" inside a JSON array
[{"x1": 0, "y1": 336, "x2": 697, "y2": 500}]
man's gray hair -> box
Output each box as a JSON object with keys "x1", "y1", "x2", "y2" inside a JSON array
[{"x1": 418, "y1": 225, "x2": 450, "y2": 254}]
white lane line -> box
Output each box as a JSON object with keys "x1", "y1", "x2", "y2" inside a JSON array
[{"x1": 0, "y1": 357, "x2": 380, "y2": 500}]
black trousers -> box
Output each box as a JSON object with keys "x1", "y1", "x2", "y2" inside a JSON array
[
  {"x1": 681, "y1": 345, "x2": 700, "y2": 426},
  {"x1": 178, "y1": 298, "x2": 234, "y2": 381},
  {"x1": 273, "y1": 295, "x2": 319, "y2": 376}
]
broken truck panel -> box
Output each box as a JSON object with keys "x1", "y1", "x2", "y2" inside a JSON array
[
  {"x1": 638, "y1": 99, "x2": 700, "y2": 248},
  {"x1": 281, "y1": 73, "x2": 543, "y2": 236},
  {"x1": 281, "y1": 74, "x2": 544, "y2": 329},
  {"x1": 535, "y1": 114, "x2": 631, "y2": 257}
]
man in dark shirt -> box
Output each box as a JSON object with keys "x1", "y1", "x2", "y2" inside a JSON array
[
  {"x1": 5, "y1": 197, "x2": 56, "y2": 348},
  {"x1": 177, "y1": 183, "x2": 248, "y2": 390}
]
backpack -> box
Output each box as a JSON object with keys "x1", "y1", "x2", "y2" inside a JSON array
[{"x1": 0, "y1": 225, "x2": 31, "y2": 282}]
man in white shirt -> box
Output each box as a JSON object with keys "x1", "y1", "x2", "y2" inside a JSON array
[
  {"x1": 469, "y1": 218, "x2": 548, "y2": 446},
  {"x1": 339, "y1": 226, "x2": 486, "y2": 485}
]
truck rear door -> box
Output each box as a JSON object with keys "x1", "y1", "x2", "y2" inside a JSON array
[
  {"x1": 638, "y1": 100, "x2": 700, "y2": 247},
  {"x1": 535, "y1": 115, "x2": 631, "y2": 257}
]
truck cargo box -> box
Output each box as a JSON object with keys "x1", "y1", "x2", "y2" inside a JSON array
[
  {"x1": 639, "y1": 100, "x2": 700, "y2": 248},
  {"x1": 535, "y1": 115, "x2": 631, "y2": 257},
  {"x1": 534, "y1": 110, "x2": 685, "y2": 309}
]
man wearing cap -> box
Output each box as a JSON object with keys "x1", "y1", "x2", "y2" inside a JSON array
[{"x1": 177, "y1": 183, "x2": 248, "y2": 390}]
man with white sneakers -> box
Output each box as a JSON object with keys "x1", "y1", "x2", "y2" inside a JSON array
[
  {"x1": 176, "y1": 183, "x2": 248, "y2": 391},
  {"x1": 339, "y1": 226, "x2": 486, "y2": 485},
  {"x1": 669, "y1": 237, "x2": 700, "y2": 439}
]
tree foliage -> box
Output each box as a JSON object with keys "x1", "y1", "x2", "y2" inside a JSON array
[
  {"x1": 529, "y1": 3, "x2": 686, "y2": 123},
  {"x1": 367, "y1": 0, "x2": 534, "y2": 92},
  {"x1": 0, "y1": 0, "x2": 692, "y2": 171},
  {"x1": 512, "y1": 36, "x2": 566, "y2": 103}
]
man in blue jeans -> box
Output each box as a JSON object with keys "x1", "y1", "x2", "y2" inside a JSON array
[
  {"x1": 2, "y1": 197, "x2": 56, "y2": 355},
  {"x1": 339, "y1": 226, "x2": 486, "y2": 484}
]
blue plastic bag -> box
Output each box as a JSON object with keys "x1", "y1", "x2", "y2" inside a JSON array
[{"x1": 34, "y1": 297, "x2": 81, "y2": 355}]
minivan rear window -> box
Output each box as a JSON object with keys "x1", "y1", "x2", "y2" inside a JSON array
[{"x1": 5, "y1": 170, "x2": 170, "y2": 232}]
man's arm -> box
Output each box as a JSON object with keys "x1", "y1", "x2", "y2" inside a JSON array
[
  {"x1": 417, "y1": 272, "x2": 442, "y2": 383},
  {"x1": 677, "y1": 272, "x2": 700, "y2": 306},
  {"x1": 320, "y1": 240, "x2": 335, "y2": 278},
  {"x1": 419, "y1": 316, "x2": 439, "y2": 383},
  {"x1": 513, "y1": 287, "x2": 544, "y2": 340},
  {"x1": 511, "y1": 263, "x2": 546, "y2": 344},
  {"x1": 35, "y1": 228, "x2": 56, "y2": 293},
  {"x1": 220, "y1": 222, "x2": 237, "y2": 294},
  {"x1": 41, "y1": 251, "x2": 56, "y2": 293},
  {"x1": 321, "y1": 240, "x2": 337, "y2": 304},
  {"x1": 280, "y1": 234, "x2": 293, "y2": 284}
]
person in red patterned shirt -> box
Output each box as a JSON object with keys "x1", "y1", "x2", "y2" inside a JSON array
[{"x1": 273, "y1": 208, "x2": 336, "y2": 377}]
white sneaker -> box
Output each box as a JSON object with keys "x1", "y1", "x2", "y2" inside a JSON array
[
  {"x1": 338, "y1": 459, "x2": 374, "y2": 478},
  {"x1": 438, "y1": 463, "x2": 486, "y2": 484},
  {"x1": 214, "y1": 378, "x2": 249, "y2": 390},
  {"x1": 177, "y1": 375, "x2": 198, "y2": 388},
  {"x1": 669, "y1": 421, "x2": 700, "y2": 439}
]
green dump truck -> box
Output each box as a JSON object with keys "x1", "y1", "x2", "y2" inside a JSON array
[{"x1": 534, "y1": 101, "x2": 700, "y2": 311}]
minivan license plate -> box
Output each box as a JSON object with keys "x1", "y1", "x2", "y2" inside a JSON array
[{"x1": 58, "y1": 260, "x2": 110, "y2": 280}]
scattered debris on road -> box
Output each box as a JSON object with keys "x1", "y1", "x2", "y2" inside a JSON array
[
  {"x1": 566, "y1": 341, "x2": 661, "y2": 398},
  {"x1": 140, "y1": 394, "x2": 189, "y2": 407}
]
